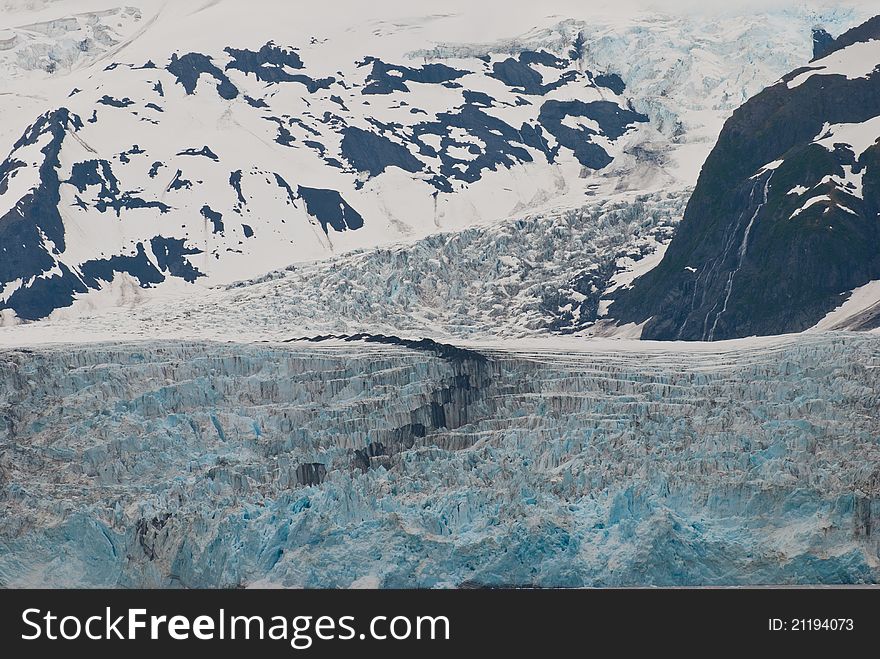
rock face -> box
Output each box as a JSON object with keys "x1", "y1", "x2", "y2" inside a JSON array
[
  {"x1": 1, "y1": 335, "x2": 878, "y2": 587},
  {"x1": 611, "y1": 16, "x2": 880, "y2": 340},
  {"x1": 812, "y1": 27, "x2": 836, "y2": 59}
]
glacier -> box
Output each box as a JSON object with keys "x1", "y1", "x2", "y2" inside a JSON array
[{"x1": 0, "y1": 333, "x2": 878, "y2": 587}]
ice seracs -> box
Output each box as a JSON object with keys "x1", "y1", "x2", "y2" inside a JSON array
[{"x1": 0, "y1": 333, "x2": 877, "y2": 587}]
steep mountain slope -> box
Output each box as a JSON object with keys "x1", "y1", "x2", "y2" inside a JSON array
[
  {"x1": 0, "y1": 1, "x2": 868, "y2": 325},
  {"x1": 610, "y1": 16, "x2": 880, "y2": 340},
  {"x1": 0, "y1": 45, "x2": 655, "y2": 320}
]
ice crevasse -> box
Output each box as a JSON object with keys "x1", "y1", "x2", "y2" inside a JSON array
[{"x1": 0, "y1": 334, "x2": 878, "y2": 587}]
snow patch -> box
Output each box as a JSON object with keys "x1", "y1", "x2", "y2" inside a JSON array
[
  {"x1": 787, "y1": 38, "x2": 880, "y2": 88},
  {"x1": 790, "y1": 194, "x2": 831, "y2": 219}
]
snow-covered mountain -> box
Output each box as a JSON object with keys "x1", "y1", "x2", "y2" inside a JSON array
[
  {"x1": 610, "y1": 15, "x2": 880, "y2": 340},
  {"x1": 0, "y1": 1, "x2": 870, "y2": 324}
]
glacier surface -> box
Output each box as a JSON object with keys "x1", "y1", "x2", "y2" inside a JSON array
[
  {"x1": 0, "y1": 333, "x2": 878, "y2": 587},
  {"x1": 1, "y1": 0, "x2": 879, "y2": 593},
  {"x1": 0, "y1": 191, "x2": 686, "y2": 344}
]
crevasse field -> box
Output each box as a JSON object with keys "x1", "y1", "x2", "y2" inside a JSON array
[{"x1": 1, "y1": 334, "x2": 878, "y2": 587}]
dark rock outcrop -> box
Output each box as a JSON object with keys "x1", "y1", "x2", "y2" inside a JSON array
[{"x1": 610, "y1": 17, "x2": 880, "y2": 340}]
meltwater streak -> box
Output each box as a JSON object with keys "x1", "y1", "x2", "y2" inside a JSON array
[{"x1": 705, "y1": 171, "x2": 774, "y2": 341}]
